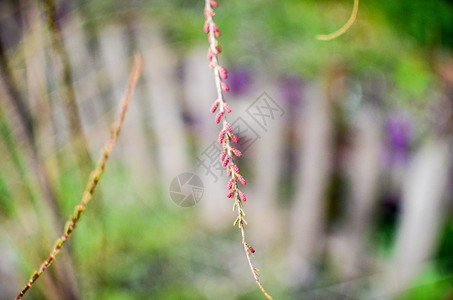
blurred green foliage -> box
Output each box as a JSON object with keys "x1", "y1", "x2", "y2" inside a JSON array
[
  {"x1": 4, "y1": 0, "x2": 453, "y2": 298},
  {"x1": 65, "y1": 0, "x2": 453, "y2": 298},
  {"x1": 79, "y1": 0, "x2": 453, "y2": 105}
]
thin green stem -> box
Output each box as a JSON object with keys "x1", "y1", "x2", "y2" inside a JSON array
[
  {"x1": 237, "y1": 204, "x2": 273, "y2": 300},
  {"x1": 316, "y1": 0, "x2": 359, "y2": 41}
]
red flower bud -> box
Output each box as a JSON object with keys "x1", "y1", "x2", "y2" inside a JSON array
[
  {"x1": 210, "y1": 100, "x2": 220, "y2": 113},
  {"x1": 220, "y1": 149, "x2": 226, "y2": 163},
  {"x1": 215, "y1": 111, "x2": 224, "y2": 124},
  {"x1": 223, "y1": 103, "x2": 231, "y2": 113},
  {"x1": 203, "y1": 20, "x2": 209, "y2": 33},
  {"x1": 213, "y1": 24, "x2": 221, "y2": 37},
  {"x1": 231, "y1": 134, "x2": 239, "y2": 143},
  {"x1": 224, "y1": 121, "x2": 232, "y2": 132},
  {"x1": 249, "y1": 246, "x2": 255, "y2": 253},
  {"x1": 204, "y1": 7, "x2": 215, "y2": 18},
  {"x1": 232, "y1": 148, "x2": 242, "y2": 157},
  {"x1": 222, "y1": 156, "x2": 230, "y2": 167},
  {"x1": 217, "y1": 65, "x2": 228, "y2": 79},
  {"x1": 227, "y1": 190, "x2": 234, "y2": 198},
  {"x1": 236, "y1": 174, "x2": 246, "y2": 185},
  {"x1": 218, "y1": 129, "x2": 225, "y2": 144},
  {"x1": 227, "y1": 179, "x2": 234, "y2": 190},
  {"x1": 239, "y1": 191, "x2": 246, "y2": 202},
  {"x1": 220, "y1": 81, "x2": 229, "y2": 92},
  {"x1": 230, "y1": 163, "x2": 240, "y2": 173},
  {"x1": 211, "y1": 0, "x2": 218, "y2": 7}
]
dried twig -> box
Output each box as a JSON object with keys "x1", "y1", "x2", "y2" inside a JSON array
[{"x1": 15, "y1": 53, "x2": 143, "y2": 300}]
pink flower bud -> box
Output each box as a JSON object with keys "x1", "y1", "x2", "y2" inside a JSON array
[
  {"x1": 222, "y1": 156, "x2": 230, "y2": 167},
  {"x1": 210, "y1": 100, "x2": 220, "y2": 113},
  {"x1": 239, "y1": 191, "x2": 246, "y2": 202},
  {"x1": 249, "y1": 246, "x2": 255, "y2": 253},
  {"x1": 211, "y1": 0, "x2": 218, "y2": 7},
  {"x1": 227, "y1": 179, "x2": 234, "y2": 190},
  {"x1": 231, "y1": 134, "x2": 239, "y2": 143},
  {"x1": 220, "y1": 149, "x2": 226, "y2": 163},
  {"x1": 224, "y1": 121, "x2": 232, "y2": 132},
  {"x1": 213, "y1": 24, "x2": 221, "y2": 37},
  {"x1": 223, "y1": 103, "x2": 231, "y2": 113},
  {"x1": 216, "y1": 44, "x2": 222, "y2": 53},
  {"x1": 204, "y1": 7, "x2": 215, "y2": 18},
  {"x1": 203, "y1": 20, "x2": 209, "y2": 33},
  {"x1": 218, "y1": 129, "x2": 225, "y2": 144},
  {"x1": 215, "y1": 111, "x2": 223, "y2": 124},
  {"x1": 232, "y1": 148, "x2": 242, "y2": 157},
  {"x1": 217, "y1": 65, "x2": 228, "y2": 79},
  {"x1": 227, "y1": 167, "x2": 231, "y2": 177},
  {"x1": 207, "y1": 50, "x2": 213, "y2": 61},
  {"x1": 236, "y1": 174, "x2": 246, "y2": 185},
  {"x1": 213, "y1": 24, "x2": 220, "y2": 35},
  {"x1": 220, "y1": 81, "x2": 229, "y2": 92},
  {"x1": 230, "y1": 163, "x2": 240, "y2": 173},
  {"x1": 227, "y1": 190, "x2": 234, "y2": 198}
]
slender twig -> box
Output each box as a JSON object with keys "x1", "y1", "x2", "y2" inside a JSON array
[
  {"x1": 238, "y1": 207, "x2": 274, "y2": 300},
  {"x1": 203, "y1": 1, "x2": 273, "y2": 299},
  {"x1": 316, "y1": 0, "x2": 359, "y2": 41},
  {"x1": 15, "y1": 53, "x2": 143, "y2": 300}
]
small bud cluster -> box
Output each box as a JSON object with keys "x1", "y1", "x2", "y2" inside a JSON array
[{"x1": 204, "y1": 0, "x2": 247, "y2": 226}]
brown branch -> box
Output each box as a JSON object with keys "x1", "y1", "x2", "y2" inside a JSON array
[{"x1": 15, "y1": 53, "x2": 144, "y2": 300}]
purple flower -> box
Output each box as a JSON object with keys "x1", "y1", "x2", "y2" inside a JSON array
[
  {"x1": 279, "y1": 75, "x2": 303, "y2": 106},
  {"x1": 384, "y1": 111, "x2": 413, "y2": 166},
  {"x1": 227, "y1": 67, "x2": 251, "y2": 96}
]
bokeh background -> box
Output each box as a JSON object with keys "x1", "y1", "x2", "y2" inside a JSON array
[{"x1": 1, "y1": 0, "x2": 453, "y2": 299}]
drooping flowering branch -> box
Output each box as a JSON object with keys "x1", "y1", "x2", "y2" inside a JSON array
[
  {"x1": 203, "y1": 1, "x2": 273, "y2": 299},
  {"x1": 15, "y1": 53, "x2": 143, "y2": 300}
]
